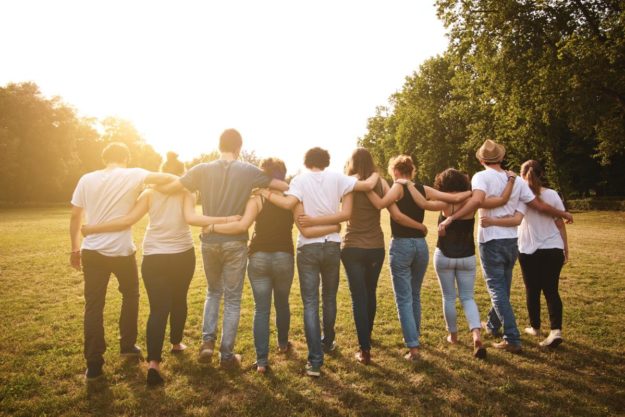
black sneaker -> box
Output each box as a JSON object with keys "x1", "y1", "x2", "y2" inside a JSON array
[
  {"x1": 322, "y1": 341, "x2": 337, "y2": 353},
  {"x1": 146, "y1": 368, "x2": 164, "y2": 387},
  {"x1": 120, "y1": 345, "x2": 143, "y2": 358},
  {"x1": 85, "y1": 365, "x2": 103, "y2": 381}
]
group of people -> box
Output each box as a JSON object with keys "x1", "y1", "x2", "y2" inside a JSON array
[{"x1": 69, "y1": 129, "x2": 573, "y2": 386}]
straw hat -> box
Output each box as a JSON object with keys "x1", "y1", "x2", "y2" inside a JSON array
[{"x1": 475, "y1": 139, "x2": 505, "y2": 163}]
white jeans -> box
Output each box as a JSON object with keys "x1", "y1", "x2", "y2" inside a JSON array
[{"x1": 433, "y1": 249, "x2": 481, "y2": 333}]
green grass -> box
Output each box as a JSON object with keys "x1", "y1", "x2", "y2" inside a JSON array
[{"x1": 1, "y1": 208, "x2": 624, "y2": 417}]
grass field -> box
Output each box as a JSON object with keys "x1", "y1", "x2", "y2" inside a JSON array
[{"x1": 1, "y1": 208, "x2": 624, "y2": 417}]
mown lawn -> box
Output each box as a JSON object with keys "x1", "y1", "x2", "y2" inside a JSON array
[{"x1": 0, "y1": 208, "x2": 624, "y2": 417}]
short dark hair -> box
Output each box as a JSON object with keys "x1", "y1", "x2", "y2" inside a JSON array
[
  {"x1": 434, "y1": 168, "x2": 471, "y2": 192},
  {"x1": 161, "y1": 151, "x2": 185, "y2": 176},
  {"x1": 304, "y1": 147, "x2": 330, "y2": 169},
  {"x1": 260, "y1": 157, "x2": 287, "y2": 181},
  {"x1": 219, "y1": 129, "x2": 243, "y2": 153},
  {"x1": 101, "y1": 142, "x2": 130, "y2": 164}
]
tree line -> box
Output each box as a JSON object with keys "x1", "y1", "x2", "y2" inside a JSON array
[
  {"x1": 359, "y1": 0, "x2": 625, "y2": 197},
  {"x1": 0, "y1": 82, "x2": 265, "y2": 204}
]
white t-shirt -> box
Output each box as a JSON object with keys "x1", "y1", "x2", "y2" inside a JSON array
[
  {"x1": 517, "y1": 187, "x2": 565, "y2": 254},
  {"x1": 286, "y1": 170, "x2": 357, "y2": 247},
  {"x1": 71, "y1": 167, "x2": 149, "y2": 256},
  {"x1": 472, "y1": 167, "x2": 536, "y2": 243},
  {"x1": 142, "y1": 191, "x2": 194, "y2": 255}
]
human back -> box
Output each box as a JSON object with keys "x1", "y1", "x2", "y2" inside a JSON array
[
  {"x1": 72, "y1": 166, "x2": 148, "y2": 256},
  {"x1": 142, "y1": 189, "x2": 193, "y2": 256}
]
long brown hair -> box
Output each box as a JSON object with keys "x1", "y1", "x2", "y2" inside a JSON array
[
  {"x1": 346, "y1": 147, "x2": 377, "y2": 179},
  {"x1": 521, "y1": 160, "x2": 544, "y2": 196}
]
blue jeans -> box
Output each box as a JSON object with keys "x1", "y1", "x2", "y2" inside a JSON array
[
  {"x1": 341, "y1": 247, "x2": 385, "y2": 351},
  {"x1": 201, "y1": 240, "x2": 248, "y2": 361},
  {"x1": 296, "y1": 241, "x2": 341, "y2": 367},
  {"x1": 433, "y1": 249, "x2": 481, "y2": 333},
  {"x1": 247, "y1": 251, "x2": 294, "y2": 367},
  {"x1": 389, "y1": 238, "x2": 429, "y2": 348},
  {"x1": 479, "y1": 238, "x2": 521, "y2": 346}
]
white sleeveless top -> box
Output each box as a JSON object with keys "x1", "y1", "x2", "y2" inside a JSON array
[{"x1": 142, "y1": 191, "x2": 194, "y2": 256}]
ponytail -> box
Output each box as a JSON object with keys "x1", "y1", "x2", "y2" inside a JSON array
[{"x1": 521, "y1": 160, "x2": 543, "y2": 197}]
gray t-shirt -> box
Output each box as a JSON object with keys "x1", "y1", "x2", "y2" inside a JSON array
[{"x1": 180, "y1": 160, "x2": 271, "y2": 243}]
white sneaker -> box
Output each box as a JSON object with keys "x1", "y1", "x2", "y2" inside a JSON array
[
  {"x1": 540, "y1": 330, "x2": 563, "y2": 348},
  {"x1": 524, "y1": 327, "x2": 540, "y2": 337}
]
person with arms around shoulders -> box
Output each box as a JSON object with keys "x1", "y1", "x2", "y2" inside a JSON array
[
  {"x1": 69, "y1": 142, "x2": 179, "y2": 381},
  {"x1": 480, "y1": 160, "x2": 569, "y2": 348},
  {"x1": 258, "y1": 147, "x2": 379, "y2": 376},
  {"x1": 156, "y1": 129, "x2": 288, "y2": 368},
  {"x1": 80, "y1": 152, "x2": 238, "y2": 385},
  {"x1": 199, "y1": 157, "x2": 341, "y2": 373},
  {"x1": 438, "y1": 139, "x2": 573, "y2": 353}
]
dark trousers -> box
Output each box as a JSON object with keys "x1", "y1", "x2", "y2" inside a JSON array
[
  {"x1": 341, "y1": 247, "x2": 385, "y2": 351},
  {"x1": 518, "y1": 248, "x2": 565, "y2": 330},
  {"x1": 82, "y1": 249, "x2": 140, "y2": 367},
  {"x1": 141, "y1": 248, "x2": 195, "y2": 362}
]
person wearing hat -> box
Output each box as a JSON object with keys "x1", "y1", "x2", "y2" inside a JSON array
[{"x1": 438, "y1": 139, "x2": 573, "y2": 353}]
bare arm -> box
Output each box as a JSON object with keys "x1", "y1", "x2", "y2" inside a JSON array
[
  {"x1": 145, "y1": 172, "x2": 179, "y2": 186},
  {"x1": 259, "y1": 189, "x2": 300, "y2": 210},
  {"x1": 480, "y1": 211, "x2": 524, "y2": 228},
  {"x1": 268, "y1": 179, "x2": 289, "y2": 192},
  {"x1": 293, "y1": 203, "x2": 341, "y2": 238},
  {"x1": 387, "y1": 203, "x2": 428, "y2": 235},
  {"x1": 406, "y1": 183, "x2": 448, "y2": 211},
  {"x1": 481, "y1": 172, "x2": 516, "y2": 209},
  {"x1": 527, "y1": 198, "x2": 573, "y2": 223},
  {"x1": 423, "y1": 185, "x2": 472, "y2": 204},
  {"x1": 183, "y1": 192, "x2": 236, "y2": 227},
  {"x1": 366, "y1": 182, "x2": 403, "y2": 209},
  {"x1": 155, "y1": 178, "x2": 186, "y2": 194},
  {"x1": 81, "y1": 192, "x2": 150, "y2": 236},
  {"x1": 297, "y1": 193, "x2": 354, "y2": 227},
  {"x1": 438, "y1": 190, "x2": 485, "y2": 235},
  {"x1": 555, "y1": 219, "x2": 569, "y2": 263},
  {"x1": 69, "y1": 205, "x2": 84, "y2": 270},
  {"x1": 209, "y1": 196, "x2": 263, "y2": 235},
  {"x1": 352, "y1": 172, "x2": 380, "y2": 192}
]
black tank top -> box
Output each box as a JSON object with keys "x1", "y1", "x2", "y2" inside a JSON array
[
  {"x1": 249, "y1": 199, "x2": 294, "y2": 255},
  {"x1": 390, "y1": 183, "x2": 426, "y2": 238},
  {"x1": 436, "y1": 213, "x2": 475, "y2": 258}
]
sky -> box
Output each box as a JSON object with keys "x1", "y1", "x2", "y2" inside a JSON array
[{"x1": 0, "y1": 0, "x2": 449, "y2": 173}]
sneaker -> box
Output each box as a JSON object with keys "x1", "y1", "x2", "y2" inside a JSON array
[
  {"x1": 120, "y1": 345, "x2": 143, "y2": 358},
  {"x1": 481, "y1": 321, "x2": 501, "y2": 337},
  {"x1": 540, "y1": 330, "x2": 563, "y2": 348},
  {"x1": 146, "y1": 368, "x2": 164, "y2": 387},
  {"x1": 524, "y1": 327, "x2": 540, "y2": 337},
  {"x1": 305, "y1": 362, "x2": 321, "y2": 377},
  {"x1": 355, "y1": 350, "x2": 371, "y2": 365},
  {"x1": 492, "y1": 340, "x2": 522, "y2": 353},
  {"x1": 220, "y1": 354, "x2": 242, "y2": 369},
  {"x1": 85, "y1": 365, "x2": 104, "y2": 381},
  {"x1": 322, "y1": 341, "x2": 337, "y2": 353},
  {"x1": 170, "y1": 343, "x2": 188, "y2": 354},
  {"x1": 198, "y1": 340, "x2": 215, "y2": 363}
]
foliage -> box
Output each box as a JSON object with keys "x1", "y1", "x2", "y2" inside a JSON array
[
  {"x1": 361, "y1": 0, "x2": 625, "y2": 197},
  {"x1": 0, "y1": 82, "x2": 162, "y2": 203}
]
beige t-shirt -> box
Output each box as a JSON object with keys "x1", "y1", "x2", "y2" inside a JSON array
[
  {"x1": 142, "y1": 191, "x2": 194, "y2": 255},
  {"x1": 71, "y1": 167, "x2": 149, "y2": 256}
]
